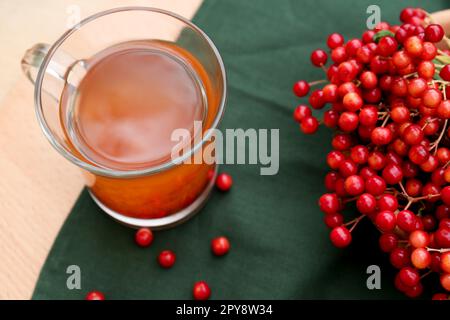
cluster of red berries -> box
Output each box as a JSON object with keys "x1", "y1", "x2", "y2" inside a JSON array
[
  {"x1": 86, "y1": 172, "x2": 233, "y2": 300},
  {"x1": 293, "y1": 7, "x2": 450, "y2": 299}
]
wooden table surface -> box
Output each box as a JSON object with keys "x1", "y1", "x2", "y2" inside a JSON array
[{"x1": 0, "y1": 0, "x2": 202, "y2": 300}]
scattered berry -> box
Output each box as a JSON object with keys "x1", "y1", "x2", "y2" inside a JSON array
[
  {"x1": 211, "y1": 236, "x2": 230, "y2": 256},
  {"x1": 327, "y1": 33, "x2": 345, "y2": 49},
  {"x1": 85, "y1": 291, "x2": 105, "y2": 300},
  {"x1": 330, "y1": 226, "x2": 352, "y2": 248},
  {"x1": 300, "y1": 116, "x2": 319, "y2": 134},
  {"x1": 293, "y1": 80, "x2": 310, "y2": 97},
  {"x1": 216, "y1": 173, "x2": 233, "y2": 191},
  {"x1": 193, "y1": 281, "x2": 211, "y2": 300},
  {"x1": 293, "y1": 105, "x2": 312, "y2": 123},
  {"x1": 135, "y1": 228, "x2": 153, "y2": 247},
  {"x1": 311, "y1": 49, "x2": 328, "y2": 67},
  {"x1": 158, "y1": 250, "x2": 176, "y2": 269}
]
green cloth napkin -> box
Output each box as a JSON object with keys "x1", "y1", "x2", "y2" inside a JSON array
[{"x1": 33, "y1": 0, "x2": 448, "y2": 299}]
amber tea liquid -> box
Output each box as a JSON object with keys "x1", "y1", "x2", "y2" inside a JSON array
[{"x1": 60, "y1": 41, "x2": 219, "y2": 218}]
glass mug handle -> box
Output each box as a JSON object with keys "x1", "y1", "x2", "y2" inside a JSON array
[{"x1": 21, "y1": 43, "x2": 86, "y2": 98}]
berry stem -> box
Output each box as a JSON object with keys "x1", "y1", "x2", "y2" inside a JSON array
[
  {"x1": 422, "y1": 118, "x2": 438, "y2": 130},
  {"x1": 308, "y1": 79, "x2": 327, "y2": 87},
  {"x1": 378, "y1": 111, "x2": 389, "y2": 121},
  {"x1": 426, "y1": 247, "x2": 450, "y2": 253},
  {"x1": 411, "y1": 194, "x2": 441, "y2": 201},
  {"x1": 345, "y1": 215, "x2": 365, "y2": 232},
  {"x1": 404, "y1": 200, "x2": 413, "y2": 211},
  {"x1": 343, "y1": 196, "x2": 359, "y2": 203},
  {"x1": 432, "y1": 63, "x2": 446, "y2": 70},
  {"x1": 420, "y1": 270, "x2": 433, "y2": 279},
  {"x1": 398, "y1": 181, "x2": 408, "y2": 196},
  {"x1": 429, "y1": 119, "x2": 448, "y2": 154},
  {"x1": 430, "y1": 79, "x2": 450, "y2": 85},
  {"x1": 444, "y1": 160, "x2": 450, "y2": 169},
  {"x1": 349, "y1": 216, "x2": 365, "y2": 232},
  {"x1": 381, "y1": 114, "x2": 391, "y2": 127},
  {"x1": 437, "y1": 49, "x2": 450, "y2": 56},
  {"x1": 403, "y1": 72, "x2": 418, "y2": 78},
  {"x1": 401, "y1": 190, "x2": 441, "y2": 210}
]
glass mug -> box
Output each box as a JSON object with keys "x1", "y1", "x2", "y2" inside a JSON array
[{"x1": 21, "y1": 7, "x2": 227, "y2": 229}]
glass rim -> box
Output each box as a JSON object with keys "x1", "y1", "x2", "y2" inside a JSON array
[{"x1": 34, "y1": 6, "x2": 227, "y2": 178}]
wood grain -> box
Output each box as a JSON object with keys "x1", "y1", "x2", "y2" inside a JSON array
[{"x1": 0, "y1": 0, "x2": 202, "y2": 300}]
